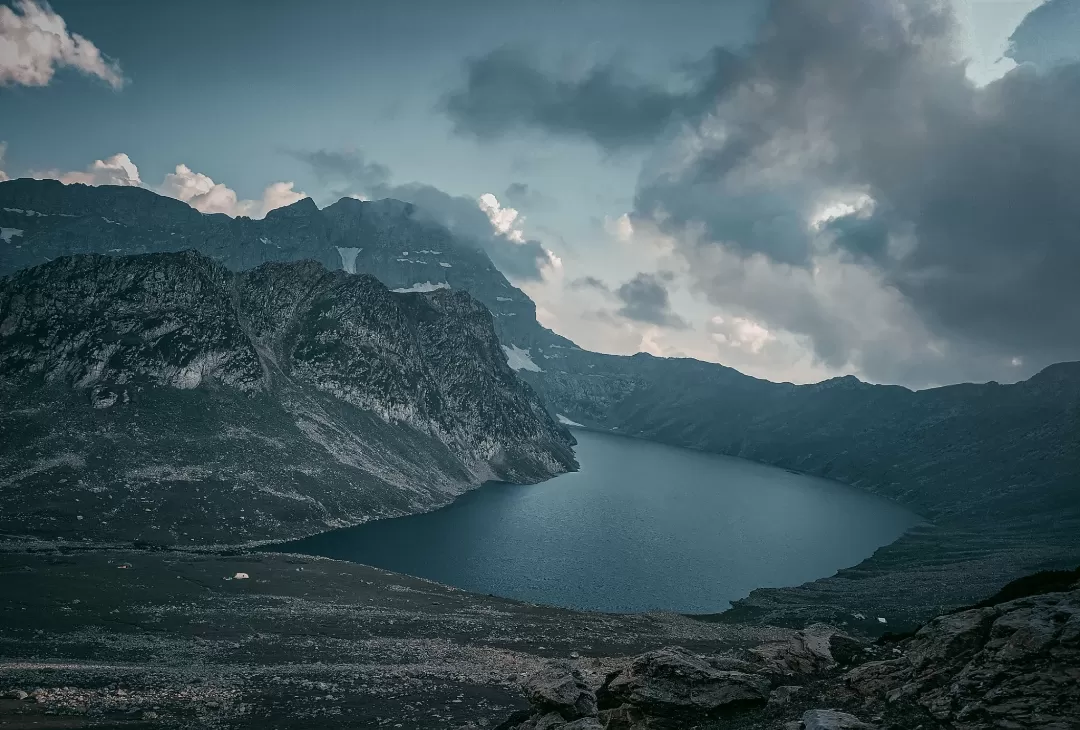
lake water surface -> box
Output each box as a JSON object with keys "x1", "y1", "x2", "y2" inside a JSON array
[{"x1": 285, "y1": 430, "x2": 921, "y2": 613}]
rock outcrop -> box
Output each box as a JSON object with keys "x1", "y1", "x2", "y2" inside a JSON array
[
  {"x1": 596, "y1": 646, "x2": 770, "y2": 720},
  {"x1": 846, "y1": 580, "x2": 1080, "y2": 729},
  {"x1": 501, "y1": 576, "x2": 1079, "y2": 729},
  {"x1": 0, "y1": 251, "x2": 576, "y2": 545}
]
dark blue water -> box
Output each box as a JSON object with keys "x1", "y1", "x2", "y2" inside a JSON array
[{"x1": 285, "y1": 430, "x2": 921, "y2": 613}]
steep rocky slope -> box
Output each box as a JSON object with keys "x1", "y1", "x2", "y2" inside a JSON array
[{"x1": 0, "y1": 251, "x2": 575, "y2": 545}]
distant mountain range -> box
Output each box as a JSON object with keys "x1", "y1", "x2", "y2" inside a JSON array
[
  {"x1": 1, "y1": 179, "x2": 1077, "y2": 592},
  {"x1": 0, "y1": 249, "x2": 575, "y2": 546},
  {"x1": 0, "y1": 178, "x2": 575, "y2": 359}
]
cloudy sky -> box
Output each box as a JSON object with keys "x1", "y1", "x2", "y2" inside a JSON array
[{"x1": 2, "y1": 0, "x2": 1078, "y2": 387}]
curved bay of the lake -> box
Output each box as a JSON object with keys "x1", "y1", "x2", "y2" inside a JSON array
[{"x1": 285, "y1": 429, "x2": 921, "y2": 613}]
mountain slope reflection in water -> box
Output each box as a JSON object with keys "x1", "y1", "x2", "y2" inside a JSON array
[{"x1": 286, "y1": 430, "x2": 921, "y2": 613}]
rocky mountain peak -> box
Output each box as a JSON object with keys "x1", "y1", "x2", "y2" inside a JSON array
[{"x1": 264, "y1": 195, "x2": 319, "y2": 219}]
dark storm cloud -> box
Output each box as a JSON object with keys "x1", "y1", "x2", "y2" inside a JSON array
[
  {"x1": 444, "y1": 0, "x2": 1080, "y2": 382},
  {"x1": 1007, "y1": 0, "x2": 1080, "y2": 69},
  {"x1": 502, "y1": 181, "x2": 553, "y2": 209},
  {"x1": 614, "y1": 272, "x2": 689, "y2": 329},
  {"x1": 569, "y1": 275, "x2": 610, "y2": 293},
  {"x1": 441, "y1": 46, "x2": 739, "y2": 151},
  {"x1": 290, "y1": 149, "x2": 552, "y2": 281},
  {"x1": 287, "y1": 149, "x2": 389, "y2": 186}
]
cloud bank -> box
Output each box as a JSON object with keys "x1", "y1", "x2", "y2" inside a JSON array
[
  {"x1": 443, "y1": 0, "x2": 1080, "y2": 386},
  {"x1": 288, "y1": 148, "x2": 559, "y2": 281},
  {"x1": 0, "y1": 0, "x2": 124, "y2": 88},
  {"x1": 25, "y1": 152, "x2": 305, "y2": 219}
]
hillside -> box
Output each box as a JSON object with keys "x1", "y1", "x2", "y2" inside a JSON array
[{"x1": 0, "y1": 251, "x2": 575, "y2": 546}]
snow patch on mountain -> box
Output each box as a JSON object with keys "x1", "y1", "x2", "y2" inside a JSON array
[
  {"x1": 336, "y1": 247, "x2": 362, "y2": 274},
  {"x1": 392, "y1": 281, "x2": 451, "y2": 293},
  {"x1": 503, "y1": 344, "x2": 542, "y2": 372},
  {"x1": 1, "y1": 228, "x2": 23, "y2": 243},
  {"x1": 440, "y1": 262, "x2": 452, "y2": 268},
  {"x1": 556, "y1": 414, "x2": 584, "y2": 427}
]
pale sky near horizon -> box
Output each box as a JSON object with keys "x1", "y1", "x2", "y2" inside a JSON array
[{"x1": 3, "y1": 0, "x2": 1078, "y2": 388}]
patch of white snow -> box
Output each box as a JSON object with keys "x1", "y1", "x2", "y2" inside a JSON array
[
  {"x1": 439, "y1": 262, "x2": 452, "y2": 268},
  {"x1": 0, "y1": 228, "x2": 23, "y2": 243},
  {"x1": 336, "y1": 246, "x2": 362, "y2": 274},
  {"x1": 502, "y1": 344, "x2": 542, "y2": 372},
  {"x1": 556, "y1": 414, "x2": 584, "y2": 427},
  {"x1": 392, "y1": 281, "x2": 451, "y2": 293}
]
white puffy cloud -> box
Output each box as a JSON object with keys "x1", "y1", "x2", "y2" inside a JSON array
[
  {"x1": 478, "y1": 192, "x2": 526, "y2": 243},
  {"x1": 0, "y1": 0, "x2": 124, "y2": 88},
  {"x1": 707, "y1": 315, "x2": 774, "y2": 354},
  {"x1": 28, "y1": 153, "x2": 306, "y2": 220},
  {"x1": 603, "y1": 213, "x2": 635, "y2": 242},
  {"x1": 35, "y1": 152, "x2": 142, "y2": 187},
  {"x1": 157, "y1": 165, "x2": 305, "y2": 218},
  {"x1": 158, "y1": 164, "x2": 304, "y2": 218}
]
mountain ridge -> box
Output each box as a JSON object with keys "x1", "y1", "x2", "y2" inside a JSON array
[{"x1": 0, "y1": 250, "x2": 576, "y2": 546}]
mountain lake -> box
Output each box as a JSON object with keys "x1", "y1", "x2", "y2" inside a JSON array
[{"x1": 281, "y1": 429, "x2": 922, "y2": 613}]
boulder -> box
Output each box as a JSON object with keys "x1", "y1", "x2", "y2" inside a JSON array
[
  {"x1": 843, "y1": 658, "x2": 912, "y2": 698},
  {"x1": 562, "y1": 719, "x2": 603, "y2": 730},
  {"x1": 523, "y1": 662, "x2": 597, "y2": 720},
  {"x1": 751, "y1": 624, "x2": 859, "y2": 676},
  {"x1": 802, "y1": 708, "x2": 877, "y2": 729},
  {"x1": 768, "y1": 685, "x2": 804, "y2": 706},
  {"x1": 598, "y1": 646, "x2": 769, "y2": 717}
]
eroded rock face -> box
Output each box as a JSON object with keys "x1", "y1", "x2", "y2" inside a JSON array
[
  {"x1": 523, "y1": 662, "x2": 597, "y2": 720},
  {"x1": 598, "y1": 646, "x2": 770, "y2": 717},
  {"x1": 501, "y1": 579, "x2": 1079, "y2": 730},
  {"x1": 846, "y1": 584, "x2": 1080, "y2": 729},
  {"x1": 751, "y1": 624, "x2": 859, "y2": 676},
  {"x1": 0, "y1": 252, "x2": 577, "y2": 545},
  {"x1": 801, "y1": 708, "x2": 877, "y2": 730}
]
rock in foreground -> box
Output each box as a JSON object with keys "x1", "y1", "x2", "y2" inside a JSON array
[{"x1": 501, "y1": 577, "x2": 1080, "y2": 729}]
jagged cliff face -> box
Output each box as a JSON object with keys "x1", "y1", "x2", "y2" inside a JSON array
[{"x1": 0, "y1": 251, "x2": 575, "y2": 546}]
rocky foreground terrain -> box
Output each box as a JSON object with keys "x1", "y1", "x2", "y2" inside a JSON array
[
  {"x1": 500, "y1": 567, "x2": 1080, "y2": 730},
  {"x1": 0, "y1": 251, "x2": 575, "y2": 546},
  {"x1": 0, "y1": 549, "x2": 1075, "y2": 729}
]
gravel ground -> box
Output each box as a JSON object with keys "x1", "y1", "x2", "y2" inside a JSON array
[{"x1": 0, "y1": 547, "x2": 789, "y2": 729}]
